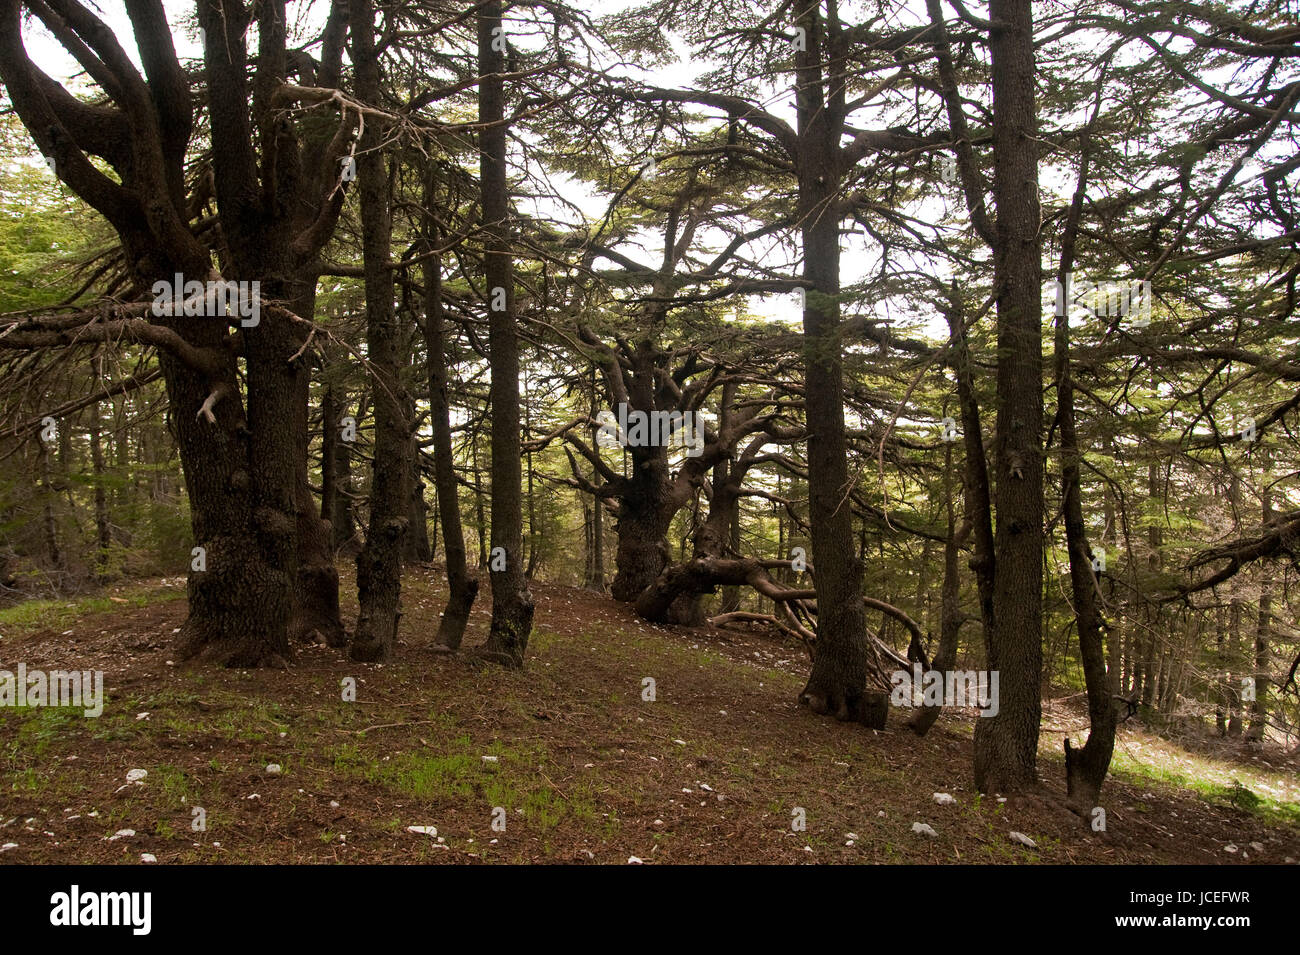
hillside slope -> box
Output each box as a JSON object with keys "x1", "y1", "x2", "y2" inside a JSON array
[{"x1": 1, "y1": 570, "x2": 1297, "y2": 864}]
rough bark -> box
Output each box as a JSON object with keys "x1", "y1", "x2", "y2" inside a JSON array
[
  {"x1": 1053, "y1": 151, "x2": 1116, "y2": 814},
  {"x1": 476, "y1": 0, "x2": 535, "y2": 666},
  {"x1": 423, "y1": 231, "x2": 479, "y2": 651},
  {"x1": 792, "y1": 2, "x2": 872, "y2": 725},
  {"x1": 909, "y1": 440, "x2": 964, "y2": 736},
  {"x1": 350, "y1": 0, "x2": 410, "y2": 662},
  {"x1": 972, "y1": 0, "x2": 1045, "y2": 794}
]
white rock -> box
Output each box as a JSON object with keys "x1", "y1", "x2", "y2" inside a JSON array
[
  {"x1": 673, "y1": 739, "x2": 686, "y2": 746},
  {"x1": 1224, "y1": 844, "x2": 1239, "y2": 853},
  {"x1": 140, "y1": 853, "x2": 157, "y2": 863},
  {"x1": 126, "y1": 769, "x2": 147, "y2": 784},
  {"x1": 911, "y1": 822, "x2": 938, "y2": 837},
  {"x1": 932, "y1": 792, "x2": 957, "y2": 805},
  {"x1": 481, "y1": 756, "x2": 498, "y2": 764},
  {"x1": 1250, "y1": 842, "x2": 1265, "y2": 852},
  {"x1": 135, "y1": 713, "x2": 150, "y2": 721},
  {"x1": 106, "y1": 829, "x2": 136, "y2": 841},
  {"x1": 846, "y1": 832, "x2": 859, "y2": 840},
  {"x1": 406, "y1": 826, "x2": 438, "y2": 837},
  {"x1": 1009, "y1": 831, "x2": 1037, "y2": 848},
  {"x1": 0, "y1": 843, "x2": 16, "y2": 852},
  {"x1": 265, "y1": 764, "x2": 282, "y2": 775},
  {"x1": 628, "y1": 855, "x2": 644, "y2": 864},
  {"x1": 329, "y1": 801, "x2": 340, "y2": 809}
]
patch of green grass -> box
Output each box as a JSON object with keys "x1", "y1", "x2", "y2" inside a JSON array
[
  {"x1": 1112, "y1": 750, "x2": 1300, "y2": 827},
  {"x1": 0, "y1": 582, "x2": 183, "y2": 638}
]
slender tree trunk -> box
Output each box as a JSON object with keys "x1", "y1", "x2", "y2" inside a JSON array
[
  {"x1": 1248, "y1": 481, "x2": 1272, "y2": 741},
  {"x1": 585, "y1": 371, "x2": 608, "y2": 592},
  {"x1": 423, "y1": 228, "x2": 479, "y2": 650},
  {"x1": 321, "y1": 382, "x2": 339, "y2": 545},
  {"x1": 476, "y1": 0, "x2": 535, "y2": 666},
  {"x1": 909, "y1": 440, "x2": 965, "y2": 736},
  {"x1": 472, "y1": 433, "x2": 488, "y2": 569},
  {"x1": 1052, "y1": 161, "x2": 1116, "y2": 812},
  {"x1": 90, "y1": 409, "x2": 111, "y2": 580},
  {"x1": 974, "y1": 0, "x2": 1045, "y2": 793},
  {"x1": 38, "y1": 430, "x2": 62, "y2": 579},
  {"x1": 792, "y1": 4, "x2": 876, "y2": 726},
  {"x1": 350, "y1": 0, "x2": 410, "y2": 662}
]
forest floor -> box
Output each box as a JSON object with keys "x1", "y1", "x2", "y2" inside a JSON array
[{"x1": 1, "y1": 569, "x2": 1298, "y2": 864}]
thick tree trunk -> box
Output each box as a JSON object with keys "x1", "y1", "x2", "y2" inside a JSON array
[
  {"x1": 476, "y1": 0, "x2": 535, "y2": 666},
  {"x1": 350, "y1": 0, "x2": 410, "y2": 662},
  {"x1": 610, "y1": 464, "x2": 673, "y2": 602},
  {"x1": 423, "y1": 237, "x2": 479, "y2": 650},
  {"x1": 973, "y1": 0, "x2": 1045, "y2": 794}
]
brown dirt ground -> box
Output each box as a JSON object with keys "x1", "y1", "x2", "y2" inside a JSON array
[{"x1": 1, "y1": 569, "x2": 1297, "y2": 864}]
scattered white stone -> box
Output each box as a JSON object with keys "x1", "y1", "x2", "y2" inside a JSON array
[
  {"x1": 135, "y1": 712, "x2": 150, "y2": 721},
  {"x1": 997, "y1": 797, "x2": 1007, "y2": 803},
  {"x1": 481, "y1": 756, "x2": 499, "y2": 764},
  {"x1": 1224, "y1": 844, "x2": 1239, "y2": 854},
  {"x1": 699, "y1": 783, "x2": 714, "y2": 792},
  {"x1": 803, "y1": 845, "x2": 813, "y2": 853},
  {"x1": 1009, "y1": 832, "x2": 1037, "y2": 849},
  {"x1": 877, "y1": 811, "x2": 886, "y2": 817},
  {"x1": 246, "y1": 794, "x2": 260, "y2": 800},
  {"x1": 106, "y1": 829, "x2": 136, "y2": 841},
  {"x1": 0, "y1": 843, "x2": 16, "y2": 852},
  {"x1": 673, "y1": 739, "x2": 686, "y2": 746},
  {"x1": 911, "y1": 822, "x2": 938, "y2": 837},
  {"x1": 932, "y1": 792, "x2": 957, "y2": 805},
  {"x1": 653, "y1": 819, "x2": 664, "y2": 826},
  {"x1": 265, "y1": 764, "x2": 282, "y2": 775},
  {"x1": 584, "y1": 763, "x2": 594, "y2": 769},
  {"x1": 140, "y1": 853, "x2": 157, "y2": 863},
  {"x1": 846, "y1": 832, "x2": 859, "y2": 840},
  {"x1": 1250, "y1": 842, "x2": 1265, "y2": 852},
  {"x1": 845, "y1": 841, "x2": 855, "y2": 847},
  {"x1": 126, "y1": 769, "x2": 147, "y2": 784},
  {"x1": 628, "y1": 856, "x2": 644, "y2": 864},
  {"x1": 406, "y1": 826, "x2": 438, "y2": 837},
  {"x1": 329, "y1": 801, "x2": 340, "y2": 809}
]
